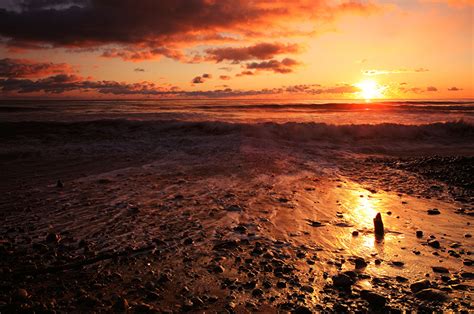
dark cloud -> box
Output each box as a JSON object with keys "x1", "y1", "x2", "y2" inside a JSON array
[
  {"x1": 426, "y1": 86, "x2": 438, "y2": 92},
  {"x1": 245, "y1": 58, "x2": 300, "y2": 74},
  {"x1": 0, "y1": 75, "x2": 362, "y2": 97},
  {"x1": 219, "y1": 75, "x2": 231, "y2": 80},
  {"x1": 448, "y1": 86, "x2": 462, "y2": 91},
  {"x1": 0, "y1": 58, "x2": 75, "y2": 78},
  {"x1": 191, "y1": 76, "x2": 205, "y2": 84},
  {"x1": 134, "y1": 68, "x2": 145, "y2": 72},
  {"x1": 205, "y1": 42, "x2": 299, "y2": 63},
  {"x1": 0, "y1": 0, "x2": 379, "y2": 61},
  {"x1": 192, "y1": 73, "x2": 212, "y2": 84}
]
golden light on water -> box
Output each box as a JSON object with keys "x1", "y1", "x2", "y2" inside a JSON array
[
  {"x1": 352, "y1": 192, "x2": 379, "y2": 229},
  {"x1": 355, "y1": 79, "x2": 385, "y2": 101}
]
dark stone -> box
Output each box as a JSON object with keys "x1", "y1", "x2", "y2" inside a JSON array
[
  {"x1": 354, "y1": 257, "x2": 367, "y2": 269},
  {"x1": 352, "y1": 230, "x2": 359, "y2": 236},
  {"x1": 427, "y1": 239, "x2": 440, "y2": 249},
  {"x1": 252, "y1": 288, "x2": 264, "y2": 297},
  {"x1": 360, "y1": 290, "x2": 387, "y2": 307},
  {"x1": 427, "y1": 208, "x2": 440, "y2": 215},
  {"x1": 432, "y1": 266, "x2": 449, "y2": 273},
  {"x1": 410, "y1": 279, "x2": 431, "y2": 293},
  {"x1": 373, "y1": 213, "x2": 384, "y2": 238},
  {"x1": 416, "y1": 230, "x2": 423, "y2": 238},
  {"x1": 332, "y1": 274, "x2": 354, "y2": 288},
  {"x1": 414, "y1": 289, "x2": 449, "y2": 302}
]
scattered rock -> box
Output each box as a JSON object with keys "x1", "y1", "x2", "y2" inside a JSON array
[
  {"x1": 113, "y1": 297, "x2": 129, "y2": 311},
  {"x1": 226, "y1": 205, "x2": 242, "y2": 212},
  {"x1": 360, "y1": 290, "x2": 387, "y2": 307},
  {"x1": 416, "y1": 230, "x2": 423, "y2": 238},
  {"x1": 56, "y1": 179, "x2": 64, "y2": 188},
  {"x1": 427, "y1": 239, "x2": 440, "y2": 249},
  {"x1": 427, "y1": 208, "x2": 440, "y2": 215},
  {"x1": 432, "y1": 266, "x2": 449, "y2": 273},
  {"x1": 414, "y1": 288, "x2": 449, "y2": 302},
  {"x1": 15, "y1": 288, "x2": 29, "y2": 301},
  {"x1": 352, "y1": 230, "x2": 359, "y2": 236},
  {"x1": 410, "y1": 279, "x2": 431, "y2": 293},
  {"x1": 354, "y1": 257, "x2": 368, "y2": 269},
  {"x1": 183, "y1": 238, "x2": 193, "y2": 245},
  {"x1": 46, "y1": 232, "x2": 60, "y2": 243},
  {"x1": 332, "y1": 274, "x2": 354, "y2": 288}
]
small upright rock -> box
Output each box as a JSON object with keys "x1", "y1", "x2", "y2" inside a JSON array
[
  {"x1": 416, "y1": 230, "x2": 423, "y2": 238},
  {"x1": 373, "y1": 213, "x2": 384, "y2": 238},
  {"x1": 56, "y1": 179, "x2": 64, "y2": 188}
]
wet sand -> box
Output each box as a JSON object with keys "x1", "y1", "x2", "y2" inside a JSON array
[{"x1": 0, "y1": 120, "x2": 473, "y2": 312}]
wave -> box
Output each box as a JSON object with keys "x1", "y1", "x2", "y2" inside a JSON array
[{"x1": 1, "y1": 119, "x2": 473, "y2": 143}]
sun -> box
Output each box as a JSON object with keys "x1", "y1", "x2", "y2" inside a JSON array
[{"x1": 355, "y1": 79, "x2": 385, "y2": 101}]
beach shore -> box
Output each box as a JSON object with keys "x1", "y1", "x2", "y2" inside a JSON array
[{"x1": 1, "y1": 119, "x2": 473, "y2": 312}]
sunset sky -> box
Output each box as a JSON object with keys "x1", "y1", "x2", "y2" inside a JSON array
[{"x1": 0, "y1": 0, "x2": 472, "y2": 100}]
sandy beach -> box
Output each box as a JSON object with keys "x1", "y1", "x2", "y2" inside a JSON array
[{"x1": 0, "y1": 106, "x2": 473, "y2": 312}]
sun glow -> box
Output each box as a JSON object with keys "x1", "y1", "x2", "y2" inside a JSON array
[{"x1": 355, "y1": 79, "x2": 385, "y2": 101}]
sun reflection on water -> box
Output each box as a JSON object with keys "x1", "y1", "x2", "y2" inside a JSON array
[{"x1": 351, "y1": 192, "x2": 379, "y2": 229}]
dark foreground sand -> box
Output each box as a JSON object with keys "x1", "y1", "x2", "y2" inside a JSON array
[{"x1": 0, "y1": 120, "x2": 473, "y2": 313}]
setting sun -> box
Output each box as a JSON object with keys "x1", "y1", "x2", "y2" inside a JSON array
[{"x1": 355, "y1": 79, "x2": 385, "y2": 101}]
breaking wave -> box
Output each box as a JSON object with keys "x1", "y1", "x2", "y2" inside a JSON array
[{"x1": 1, "y1": 119, "x2": 473, "y2": 143}]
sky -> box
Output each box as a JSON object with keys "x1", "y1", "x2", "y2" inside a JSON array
[{"x1": 0, "y1": 0, "x2": 472, "y2": 100}]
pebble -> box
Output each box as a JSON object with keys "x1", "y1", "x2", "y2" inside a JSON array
[
  {"x1": 113, "y1": 297, "x2": 129, "y2": 311},
  {"x1": 427, "y1": 208, "x2": 440, "y2": 215},
  {"x1": 352, "y1": 230, "x2": 359, "y2": 236},
  {"x1": 416, "y1": 230, "x2": 423, "y2": 238},
  {"x1": 427, "y1": 239, "x2": 440, "y2": 249},
  {"x1": 354, "y1": 257, "x2": 368, "y2": 269}
]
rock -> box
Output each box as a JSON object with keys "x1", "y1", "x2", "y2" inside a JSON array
[
  {"x1": 460, "y1": 271, "x2": 473, "y2": 279},
  {"x1": 183, "y1": 238, "x2": 193, "y2": 245},
  {"x1": 360, "y1": 290, "x2": 387, "y2": 307},
  {"x1": 113, "y1": 297, "x2": 129, "y2": 311},
  {"x1": 427, "y1": 239, "x2": 440, "y2": 249},
  {"x1": 390, "y1": 261, "x2": 404, "y2": 267},
  {"x1": 56, "y1": 179, "x2": 64, "y2": 188},
  {"x1": 373, "y1": 213, "x2": 384, "y2": 238},
  {"x1": 410, "y1": 279, "x2": 431, "y2": 293},
  {"x1": 432, "y1": 266, "x2": 449, "y2": 273},
  {"x1": 414, "y1": 288, "x2": 449, "y2": 302},
  {"x1": 354, "y1": 257, "x2": 367, "y2": 269},
  {"x1": 276, "y1": 281, "x2": 287, "y2": 289},
  {"x1": 134, "y1": 302, "x2": 156, "y2": 313},
  {"x1": 252, "y1": 288, "x2": 264, "y2": 297},
  {"x1": 294, "y1": 305, "x2": 312, "y2": 314},
  {"x1": 233, "y1": 225, "x2": 247, "y2": 233},
  {"x1": 374, "y1": 259, "x2": 382, "y2": 265},
  {"x1": 301, "y1": 285, "x2": 314, "y2": 293},
  {"x1": 46, "y1": 232, "x2": 60, "y2": 243},
  {"x1": 210, "y1": 264, "x2": 225, "y2": 273},
  {"x1": 352, "y1": 230, "x2": 359, "y2": 236},
  {"x1": 395, "y1": 276, "x2": 408, "y2": 282},
  {"x1": 427, "y1": 208, "x2": 440, "y2": 215},
  {"x1": 332, "y1": 274, "x2": 354, "y2": 288},
  {"x1": 16, "y1": 288, "x2": 28, "y2": 301},
  {"x1": 226, "y1": 205, "x2": 242, "y2": 212},
  {"x1": 416, "y1": 230, "x2": 423, "y2": 238},
  {"x1": 465, "y1": 233, "x2": 472, "y2": 238}
]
